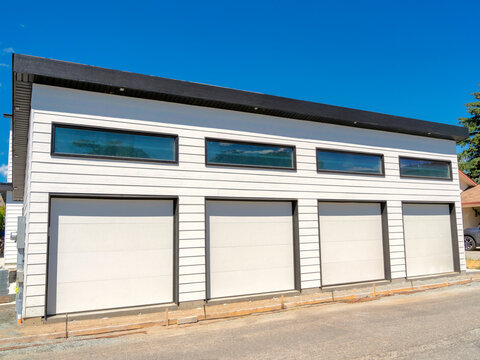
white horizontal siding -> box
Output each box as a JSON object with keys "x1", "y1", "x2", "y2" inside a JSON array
[
  {"x1": 455, "y1": 201, "x2": 466, "y2": 271},
  {"x1": 21, "y1": 84, "x2": 463, "y2": 317},
  {"x1": 4, "y1": 123, "x2": 24, "y2": 267},
  {"x1": 298, "y1": 199, "x2": 321, "y2": 288},
  {"x1": 4, "y1": 192, "x2": 22, "y2": 266},
  {"x1": 387, "y1": 201, "x2": 406, "y2": 279}
]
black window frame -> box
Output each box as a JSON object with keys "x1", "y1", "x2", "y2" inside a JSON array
[
  {"x1": 399, "y1": 156, "x2": 453, "y2": 180},
  {"x1": 51, "y1": 123, "x2": 179, "y2": 164},
  {"x1": 316, "y1": 148, "x2": 385, "y2": 176},
  {"x1": 205, "y1": 137, "x2": 297, "y2": 171}
]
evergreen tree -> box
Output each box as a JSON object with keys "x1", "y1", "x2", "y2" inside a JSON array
[{"x1": 458, "y1": 86, "x2": 480, "y2": 183}]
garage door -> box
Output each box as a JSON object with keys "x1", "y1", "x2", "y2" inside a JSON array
[
  {"x1": 403, "y1": 203, "x2": 454, "y2": 277},
  {"x1": 319, "y1": 202, "x2": 385, "y2": 286},
  {"x1": 206, "y1": 201, "x2": 295, "y2": 298},
  {"x1": 47, "y1": 198, "x2": 174, "y2": 315}
]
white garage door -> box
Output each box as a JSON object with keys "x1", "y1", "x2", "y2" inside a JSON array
[
  {"x1": 403, "y1": 203, "x2": 454, "y2": 277},
  {"x1": 47, "y1": 198, "x2": 174, "y2": 315},
  {"x1": 207, "y1": 201, "x2": 295, "y2": 299},
  {"x1": 319, "y1": 202, "x2": 385, "y2": 286}
]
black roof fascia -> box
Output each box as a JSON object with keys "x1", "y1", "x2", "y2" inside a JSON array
[
  {"x1": 0, "y1": 183, "x2": 13, "y2": 192},
  {"x1": 0, "y1": 183, "x2": 13, "y2": 203},
  {"x1": 14, "y1": 54, "x2": 467, "y2": 142}
]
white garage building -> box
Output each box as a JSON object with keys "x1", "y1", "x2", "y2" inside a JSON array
[{"x1": 9, "y1": 54, "x2": 467, "y2": 320}]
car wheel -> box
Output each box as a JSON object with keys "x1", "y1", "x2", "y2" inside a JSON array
[{"x1": 464, "y1": 236, "x2": 476, "y2": 251}]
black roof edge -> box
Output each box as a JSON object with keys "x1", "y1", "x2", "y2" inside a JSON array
[
  {"x1": 0, "y1": 183, "x2": 13, "y2": 192},
  {"x1": 0, "y1": 183, "x2": 12, "y2": 203},
  {"x1": 13, "y1": 53, "x2": 468, "y2": 142}
]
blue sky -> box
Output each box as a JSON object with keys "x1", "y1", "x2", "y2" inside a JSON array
[{"x1": 0, "y1": 1, "x2": 479, "y2": 181}]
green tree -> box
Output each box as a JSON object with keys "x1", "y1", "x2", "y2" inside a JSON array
[{"x1": 458, "y1": 86, "x2": 480, "y2": 183}]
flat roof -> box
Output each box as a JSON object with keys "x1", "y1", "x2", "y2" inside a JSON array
[{"x1": 11, "y1": 54, "x2": 468, "y2": 201}]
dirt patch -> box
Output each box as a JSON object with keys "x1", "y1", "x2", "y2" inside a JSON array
[
  {"x1": 0, "y1": 304, "x2": 16, "y2": 329},
  {"x1": 466, "y1": 259, "x2": 480, "y2": 269}
]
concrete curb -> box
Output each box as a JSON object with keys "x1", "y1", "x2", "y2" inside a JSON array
[{"x1": 1, "y1": 275, "x2": 479, "y2": 351}]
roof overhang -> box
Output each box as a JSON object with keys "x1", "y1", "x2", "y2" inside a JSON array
[{"x1": 11, "y1": 54, "x2": 469, "y2": 201}]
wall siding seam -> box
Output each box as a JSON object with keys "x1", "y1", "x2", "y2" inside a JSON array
[
  {"x1": 28, "y1": 162, "x2": 462, "y2": 189},
  {"x1": 28, "y1": 169, "x2": 464, "y2": 190}
]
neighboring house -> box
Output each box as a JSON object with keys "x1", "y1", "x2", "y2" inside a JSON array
[
  {"x1": 3, "y1": 117, "x2": 23, "y2": 269},
  {"x1": 459, "y1": 170, "x2": 480, "y2": 229},
  {"x1": 9, "y1": 54, "x2": 468, "y2": 321}
]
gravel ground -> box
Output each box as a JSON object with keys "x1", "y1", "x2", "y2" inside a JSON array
[{"x1": 3, "y1": 282, "x2": 480, "y2": 359}]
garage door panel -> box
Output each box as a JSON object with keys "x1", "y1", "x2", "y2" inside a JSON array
[
  {"x1": 403, "y1": 204, "x2": 454, "y2": 277},
  {"x1": 207, "y1": 201, "x2": 292, "y2": 217},
  {"x1": 321, "y1": 259, "x2": 385, "y2": 285},
  {"x1": 321, "y1": 241, "x2": 385, "y2": 263},
  {"x1": 54, "y1": 275, "x2": 172, "y2": 314},
  {"x1": 406, "y1": 254, "x2": 454, "y2": 275},
  {"x1": 404, "y1": 220, "x2": 451, "y2": 238},
  {"x1": 320, "y1": 220, "x2": 382, "y2": 242},
  {"x1": 57, "y1": 221, "x2": 172, "y2": 253},
  {"x1": 210, "y1": 267, "x2": 295, "y2": 299},
  {"x1": 209, "y1": 221, "x2": 293, "y2": 247},
  {"x1": 318, "y1": 203, "x2": 381, "y2": 217},
  {"x1": 319, "y1": 202, "x2": 385, "y2": 286},
  {"x1": 207, "y1": 201, "x2": 295, "y2": 299},
  {"x1": 55, "y1": 249, "x2": 173, "y2": 283},
  {"x1": 48, "y1": 198, "x2": 174, "y2": 315},
  {"x1": 54, "y1": 199, "x2": 173, "y2": 217},
  {"x1": 210, "y1": 245, "x2": 294, "y2": 272},
  {"x1": 404, "y1": 234, "x2": 452, "y2": 258}
]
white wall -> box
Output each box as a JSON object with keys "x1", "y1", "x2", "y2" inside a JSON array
[
  {"x1": 4, "y1": 193, "x2": 22, "y2": 267},
  {"x1": 462, "y1": 207, "x2": 479, "y2": 229},
  {"x1": 21, "y1": 84, "x2": 465, "y2": 318},
  {"x1": 4, "y1": 122, "x2": 23, "y2": 267}
]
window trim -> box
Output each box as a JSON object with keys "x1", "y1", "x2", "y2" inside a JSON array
[
  {"x1": 399, "y1": 156, "x2": 453, "y2": 180},
  {"x1": 205, "y1": 137, "x2": 297, "y2": 171},
  {"x1": 315, "y1": 148, "x2": 385, "y2": 176},
  {"x1": 50, "y1": 123, "x2": 179, "y2": 164}
]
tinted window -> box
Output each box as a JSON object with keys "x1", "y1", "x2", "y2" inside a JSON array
[
  {"x1": 53, "y1": 125, "x2": 176, "y2": 162},
  {"x1": 206, "y1": 139, "x2": 295, "y2": 169},
  {"x1": 399, "y1": 157, "x2": 451, "y2": 179},
  {"x1": 317, "y1": 149, "x2": 383, "y2": 175}
]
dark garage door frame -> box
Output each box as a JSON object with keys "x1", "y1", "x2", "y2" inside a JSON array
[
  {"x1": 204, "y1": 197, "x2": 301, "y2": 300},
  {"x1": 44, "y1": 193, "x2": 179, "y2": 320},
  {"x1": 401, "y1": 201, "x2": 461, "y2": 278},
  {"x1": 317, "y1": 200, "x2": 392, "y2": 288}
]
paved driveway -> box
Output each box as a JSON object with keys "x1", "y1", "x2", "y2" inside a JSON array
[
  {"x1": 5, "y1": 283, "x2": 480, "y2": 360},
  {"x1": 466, "y1": 250, "x2": 480, "y2": 260}
]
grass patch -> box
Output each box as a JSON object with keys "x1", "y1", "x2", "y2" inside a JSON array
[{"x1": 466, "y1": 259, "x2": 480, "y2": 270}]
